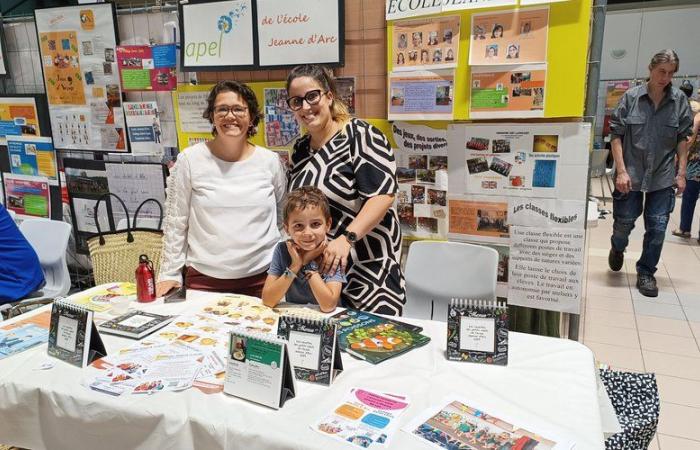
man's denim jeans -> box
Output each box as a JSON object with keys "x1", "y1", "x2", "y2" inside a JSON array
[{"x1": 611, "y1": 187, "x2": 675, "y2": 275}]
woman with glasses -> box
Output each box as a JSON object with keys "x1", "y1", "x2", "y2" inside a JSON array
[
  {"x1": 285, "y1": 65, "x2": 405, "y2": 316},
  {"x1": 156, "y1": 80, "x2": 287, "y2": 298}
]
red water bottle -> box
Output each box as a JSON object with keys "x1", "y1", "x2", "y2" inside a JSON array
[{"x1": 136, "y1": 254, "x2": 156, "y2": 302}]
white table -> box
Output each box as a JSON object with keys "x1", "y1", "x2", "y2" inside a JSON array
[{"x1": 0, "y1": 297, "x2": 607, "y2": 450}]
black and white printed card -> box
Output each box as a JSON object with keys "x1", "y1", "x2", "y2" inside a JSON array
[
  {"x1": 48, "y1": 298, "x2": 106, "y2": 368},
  {"x1": 447, "y1": 298, "x2": 508, "y2": 366}
]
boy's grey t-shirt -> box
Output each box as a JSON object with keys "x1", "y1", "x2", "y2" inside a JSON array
[{"x1": 268, "y1": 241, "x2": 347, "y2": 304}]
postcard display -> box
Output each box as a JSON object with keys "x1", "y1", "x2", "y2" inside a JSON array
[{"x1": 35, "y1": 4, "x2": 128, "y2": 152}]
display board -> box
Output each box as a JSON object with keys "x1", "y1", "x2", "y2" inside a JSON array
[
  {"x1": 180, "y1": 0, "x2": 255, "y2": 71},
  {"x1": 35, "y1": 3, "x2": 128, "y2": 152},
  {"x1": 180, "y1": 0, "x2": 344, "y2": 71}
]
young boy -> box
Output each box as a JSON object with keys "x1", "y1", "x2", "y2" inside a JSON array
[{"x1": 262, "y1": 187, "x2": 345, "y2": 312}]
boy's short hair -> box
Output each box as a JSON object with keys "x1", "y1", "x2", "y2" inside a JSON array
[{"x1": 283, "y1": 187, "x2": 331, "y2": 223}]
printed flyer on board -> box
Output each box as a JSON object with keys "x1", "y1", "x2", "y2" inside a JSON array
[
  {"x1": 392, "y1": 16, "x2": 460, "y2": 71},
  {"x1": 470, "y1": 65, "x2": 546, "y2": 119},
  {"x1": 7, "y1": 136, "x2": 58, "y2": 185},
  {"x1": 448, "y1": 194, "x2": 509, "y2": 244},
  {"x1": 2, "y1": 173, "x2": 51, "y2": 219},
  {"x1": 392, "y1": 122, "x2": 448, "y2": 239},
  {"x1": 116, "y1": 44, "x2": 177, "y2": 91},
  {"x1": 123, "y1": 102, "x2": 164, "y2": 156},
  {"x1": 35, "y1": 4, "x2": 128, "y2": 152},
  {"x1": 264, "y1": 88, "x2": 300, "y2": 148},
  {"x1": 0, "y1": 97, "x2": 41, "y2": 145},
  {"x1": 389, "y1": 70, "x2": 454, "y2": 120}
]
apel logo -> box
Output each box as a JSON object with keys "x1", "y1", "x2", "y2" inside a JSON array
[{"x1": 185, "y1": 4, "x2": 248, "y2": 62}]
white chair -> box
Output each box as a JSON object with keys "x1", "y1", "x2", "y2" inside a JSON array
[
  {"x1": 403, "y1": 241, "x2": 499, "y2": 321},
  {"x1": 589, "y1": 149, "x2": 614, "y2": 205},
  {"x1": 6, "y1": 219, "x2": 72, "y2": 318}
]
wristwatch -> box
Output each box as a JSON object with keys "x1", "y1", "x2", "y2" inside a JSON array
[{"x1": 343, "y1": 230, "x2": 358, "y2": 245}]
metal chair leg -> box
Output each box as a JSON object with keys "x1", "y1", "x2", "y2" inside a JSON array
[{"x1": 600, "y1": 176, "x2": 606, "y2": 206}]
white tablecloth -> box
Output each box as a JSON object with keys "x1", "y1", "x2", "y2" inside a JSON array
[{"x1": 0, "y1": 298, "x2": 606, "y2": 450}]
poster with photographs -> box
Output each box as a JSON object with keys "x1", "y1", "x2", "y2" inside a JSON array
[
  {"x1": 389, "y1": 70, "x2": 454, "y2": 120},
  {"x1": 392, "y1": 122, "x2": 448, "y2": 239},
  {"x1": 264, "y1": 88, "x2": 300, "y2": 148},
  {"x1": 447, "y1": 195, "x2": 509, "y2": 244},
  {"x1": 469, "y1": 7, "x2": 549, "y2": 66},
  {"x1": 116, "y1": 44, "x2": 177, "y2": 92},
  {"x1": 470, "y1": 65, "x2": 546, "y2": 119},
  {"x1": 392, "y1": 16, "x2": 460, "y2": 71},
  {"x1": 335, "y1": 77, "x2": 356, "y2": 114},
  {"x1": 35, "y1": 4, "x2": 128, "y2": 152},
  {"x1": 447, "y1": 122, "x2": 590, "y2": 200}
]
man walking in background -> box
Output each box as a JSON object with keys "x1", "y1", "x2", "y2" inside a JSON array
[{"x1": 608, "y1": 49, "x2": 693, "y2": 297}]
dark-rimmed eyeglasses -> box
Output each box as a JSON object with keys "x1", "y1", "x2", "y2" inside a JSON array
[
  {"x1": 286, "y1": 90, "x2": 326, "y2": 111},
  {"x1": 213, "y1": 105, "x2": 248, "y2": 118}
]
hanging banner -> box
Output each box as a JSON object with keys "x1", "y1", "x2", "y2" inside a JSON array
[
  {"x1": 180, "y1": 0, "x2": 255, "y2": 70},
  {"x1": 389, "y1": 70, "x2": 454, "y2": 120},
  {"x1": 0, "y1": 97, "x2": 41, "y2": 145},
  {"x1": 257, "y1": 0, "x2": 343, "y2": 68},
  {"x1": 392, "y1": 16, "x2": 460, "y2": 72},
  {"x1": 263, "y1": 88, "x2": 301, "y2": 148},
  {"x1": 2, "y1": 173, "x2": 51, "y2": 219},
  {"x1": 35, "y1": 4, "x2": 127, "y2": 152},
  {"x1": 469, "y1": 7, "x2": 549, "y2": 66},
  {"x1": 116, "y1": 44, "x2": 177, "y2": 92},
  {"x1": 124, "y1": 102, "x2": 164, "y2": 156},
  {"x1": 470, "y1": 65, "x2": 546, "y2": 119},
  {"x1": 392, "y1": 122, "x2": 448, "y2": 240},
  {"x1": 386, "y1": 0, "x2": 517, "y2": 21},
  {"x1": 7, "y1": 136, "x2": 58, "y2": 186}
]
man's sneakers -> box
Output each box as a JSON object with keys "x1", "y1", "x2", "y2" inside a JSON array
[
  {"x1": 608, "y1": 248, "x2": 624, "y2": 272},
  {"x1": 637, "y1": 274, "x2": 658, "y2": 297}
]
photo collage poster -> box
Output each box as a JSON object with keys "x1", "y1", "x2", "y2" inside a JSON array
[
  {"x1": 469, "y1": 7, "x2": 549, "y2": 119},
  {"x1": 446, "y1": 122, "x2": 590, "y2": 313},
  {"x1": 263, "y1": 88, "x2": 300, "y2": 164},
  {"x1": 388, "y1": 15, "x2": 459, "y2": 119},
  {"x1": 392, "y1": 122, "x2": 448, "y2": 240},
  {"x1": 116, "y1": 44, "x2": 177, "y2": 92},
  {"x1": 35, "y1": 4, "x2": 127, "y2": 152}
]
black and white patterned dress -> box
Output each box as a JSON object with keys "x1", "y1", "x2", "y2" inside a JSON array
[{"x1": 289, "y1": 118, "x2": 406, "y2": 315}]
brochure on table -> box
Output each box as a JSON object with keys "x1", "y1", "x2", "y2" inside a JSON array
[
  {"x1": 0, "y1": 97, "x2": 42, "y2": 145},
  {"x1": 0, "y1": 311, "x2": 51, "y2": 360},
  {"x1": 447, "y1": 298, "x2": 509, "y2": 365},
  {"x1": 35, "y1": 3, "x2": 128, "y2": 152},
  {"x1": 313, "y1": 387, "x2": 410, "y2": 448},
  {"x1": 65, "y1": 282, "x2": 137, "y2": 313},
  {"x1": 276, "y1": 315, "x2": 343, "y2": 386},
  {"x1": 392, "y1": 122, "x2": 448, "y2": 240},
  {"x1": 98, "y1": 310, "x2": 175, "y2": 339},
  {"x1": 391, "y1": 16, "x2": 460, "y2": 72},
  {"x1": 48, "y1": 299, "x2": 106, "y2": 368},
  {"x1": 2, "y1": 173, "x2": 51, "y2": 220},
  {"x1": 224, "y1": 329, "x2": 296, "y2": 409},
  {"x1": 403, "y1": 396, "x2": 575, "y2": 450},
  {"x1": 6, "y1": 136, "x2": 58, "y2": 186}
]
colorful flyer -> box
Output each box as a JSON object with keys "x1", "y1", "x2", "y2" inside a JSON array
[
  {"x1": 389, "y1": 70, "x2": 454, "y2": 120},
  {"x1": 7, "y1": 136, "x2": 58, "y2": 185},
  {"x1": 470, "y1": 66, "x2": 546, "y2": 119},
  {"x1": 35, "y1": 4, "x2": 128, "y2": 152},
  {"x1": 123, "y1": 102, "x2": 164, "y2": 156},
  {"x1": 2, "y1": 173, "x2": 51, "y2": 219},
  {"x1": 116, "y1": 45, "x2": 177, "y2": 91},
  {"x1": 392, "y1": 16, "x2": 460, "y2": 72},
  {"x1": 605, "y1": 80, "x2": 630, "y2": 112},
  {"x1": 313, "y1": 388, "x2": 410, "y2": 448},
  {"x1": 0, "y1": 97, "x2": 41, "y2": 145},
  {"x1": 404, "y1": 398, "x2": 574, "y2": 450},
  {"x1": 469, "y1": 7, "x2": 549, "y2": 66},
  {"x1": 263, "y1": 88, "x2": 300, "y2": 148}
]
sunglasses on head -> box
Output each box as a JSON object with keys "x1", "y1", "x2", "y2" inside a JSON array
[{"x1": 286, "y1": 89, "x2": 327, "y2": 111}]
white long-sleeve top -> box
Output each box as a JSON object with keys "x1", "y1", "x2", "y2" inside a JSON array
[{"x1": 158, "y1": 143, "x2": 287, "y2": 285}]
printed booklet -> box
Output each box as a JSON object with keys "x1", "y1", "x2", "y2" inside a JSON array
[{"x1": 98, "y1": 310, "x2": 175, "y2": 339}]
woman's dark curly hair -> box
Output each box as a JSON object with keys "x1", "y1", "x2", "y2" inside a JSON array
[{"x1": 202, "y1": 80, "x2": 262, "y2": 137}]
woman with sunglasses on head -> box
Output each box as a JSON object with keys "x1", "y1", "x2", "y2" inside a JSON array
[
  {"x1": 156, "y1": 80, "x2": 287, "y2": 298},
  {"x1": 286, "y1": 65, "x2": 405, "y2": 316}
]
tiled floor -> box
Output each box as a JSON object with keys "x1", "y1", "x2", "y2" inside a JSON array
[{"x1": 583, "y1": 187, "x2": 700, "y2": 449}]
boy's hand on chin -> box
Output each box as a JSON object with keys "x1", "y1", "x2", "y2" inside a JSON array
[
  {"x1": 286, "y1": 240, "x2": 303, "y2": 271},
  {"x1": 302, "y1": 240, "x2": 327, "y2": 265}
]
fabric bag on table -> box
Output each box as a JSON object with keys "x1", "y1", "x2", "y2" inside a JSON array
[
  {"x1": 87, "y1": 194, "x2": 164, "y2": 285},
  {"x1": 599, "y1": 368, "x2": 659, "y2": 450}
]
